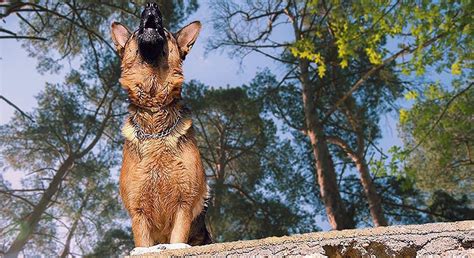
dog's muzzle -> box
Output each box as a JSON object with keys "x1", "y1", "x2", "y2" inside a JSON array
[{"x1": 137, "y1": 2, "x2": 166, "y2": 63}]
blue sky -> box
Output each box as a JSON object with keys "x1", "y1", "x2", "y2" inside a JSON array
[
  {"x1": 0, "y1": 2, "x2": 403, "y2": 146},
  {"x1": 0, "y1": 1, "x2": 407, "y2": 231}
]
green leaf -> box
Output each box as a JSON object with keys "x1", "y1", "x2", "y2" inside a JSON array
[
  {"x1": 451, "y1": 61, "x2": 462, "y2": 75},
  {"x1": 404, "y1": 91, "x2": 418, "y2": 100}
]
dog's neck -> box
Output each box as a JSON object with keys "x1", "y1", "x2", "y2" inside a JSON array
[{"x1": 128, "y1": 100, "x2": 184, "y2": 135}]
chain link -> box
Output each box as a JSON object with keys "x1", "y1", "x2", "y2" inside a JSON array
[{"x1": 130, "y1": 111, "x2": 182, "y2": 140}]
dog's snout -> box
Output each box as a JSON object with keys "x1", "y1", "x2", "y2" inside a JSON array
[
  {"x1": 145, "y1": 2, "x2": 158, "y2": 9},
  {"x1": 143, "y1": 2, "x2": 161, "y2": 17},
  {"x1": 137, "y1": 2, "x2": 166, "y2": 63},
  {"x1": 141, "y1": 2, "x2": 163, "y2": 27}
]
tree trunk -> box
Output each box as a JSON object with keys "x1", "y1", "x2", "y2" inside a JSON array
[
  {"x1": 5, "y1": 99, "x2": 113, "y2": 257},
  {"x1": 299, "y1": 60, "x2": 352, "y2": 230},
  {"x1": 327, "y1": 136, "x2": 388, "y2": 226},
  {"x1": 5, "y1": 157, "x2": 75, "y2": 258},
  {"x1": 59, "y1": 191, "x2": 90, "y2": 258},
  {"x1": 209, "y1": 140, "x2": 226, "y2": 237},
  {"x1": 209, "y1": 175, "x2": 224, "y2": 239},
  {"x1": 353, "y1": 155, "x2": 387, "y2": 226}
]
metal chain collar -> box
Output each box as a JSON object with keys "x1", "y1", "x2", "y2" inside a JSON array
[
  {"x1": 130, "y1": 110, "x2": 182, "y2": 140},
  {"x1": 129, "y1": 78, "x2": 185, "y2": 140}
]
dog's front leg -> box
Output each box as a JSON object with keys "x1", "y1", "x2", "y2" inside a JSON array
[
  {"x1": 170, "y1": 207, "x2": 192, "y2": 243},
  {"x1": 131, "y1": 212, "x2": 154, "y2": 247}
]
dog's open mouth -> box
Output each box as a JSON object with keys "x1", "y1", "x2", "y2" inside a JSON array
[
  {"x1": 144, "y1": 19, "x2": 157, "y2": 30},
  {"x1": 137, "y1": 2, "x2": 166, "y2": 63}
]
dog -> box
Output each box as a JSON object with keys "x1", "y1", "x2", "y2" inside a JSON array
[{"x1": 110, "y1": 2, "x2": 212, "y2": 249}]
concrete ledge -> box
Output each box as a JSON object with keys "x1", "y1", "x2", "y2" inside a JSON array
[{"x1": 132, "y1": 220, "x2": 474, "y2": 257}]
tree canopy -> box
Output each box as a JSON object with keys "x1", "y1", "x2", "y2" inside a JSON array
[
  {"x1": 0, "y1": 0, "x2": 472, "y2": 256},
  {"x1": 184, "y1": 81, "x2": 319, "y2": 241},
  {"x1": 209, "y1": 0, "x2": 472, "y2": 229}
]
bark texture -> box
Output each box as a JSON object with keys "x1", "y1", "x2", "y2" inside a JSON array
[
  {"x1": 336, "y1": 95, "x2": 389, "y2": 227},
  {"x1": 130, "y1": 220, "x2": 474, "y2": 257},
  {"x1": 299, "y1": 60, "x2": 352, "y2": 230},
  {"x1": 327, "y1": 136, "x2": 388, "y2": 227}
]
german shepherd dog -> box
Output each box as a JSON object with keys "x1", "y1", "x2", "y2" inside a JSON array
[{"x1": 110, "y1": 2, "x2": 211, "y2": 250}]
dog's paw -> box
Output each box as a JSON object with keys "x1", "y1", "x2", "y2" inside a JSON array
[{"x1": 130, "y1": 243, "x2": 191, "y2": 255}]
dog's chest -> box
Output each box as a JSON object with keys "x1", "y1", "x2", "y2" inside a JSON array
[
  {"x1": 124, "y1": 140, "x2": 186, "y2": 208},
  {"x1": 128, "y1": 139, "x2": 180, "y2": 179},
  {"x1": 120, "y1": 118, "x2": 199, "y2": 211}
]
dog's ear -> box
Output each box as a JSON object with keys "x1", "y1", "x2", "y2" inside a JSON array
[
  {"x1": 175, "y1": 21, "x2": 201, "y2": 60},
  {"x1": 111, "y1": 22, "x2": 131, "y2": 56}
]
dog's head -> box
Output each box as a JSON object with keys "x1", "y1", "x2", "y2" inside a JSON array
[{"x1": 111, "y1": 2, "x2": 201, "y2": 109}]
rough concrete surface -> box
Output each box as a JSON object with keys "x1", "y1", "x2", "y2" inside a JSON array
[{"x1": 130, "y1": 220, "x2": 474, "y2": 257}]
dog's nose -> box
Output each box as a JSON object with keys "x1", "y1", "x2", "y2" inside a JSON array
[
  {"x1": 145, "y1": 2, "x2": 158, "y2": 9},
  {"x1": 142, "y1": 2, "x2": 162, "y2": 21}
]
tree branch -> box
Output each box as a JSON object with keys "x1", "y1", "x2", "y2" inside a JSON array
[
  {"x1": 0, "y1": 95, "x2": 35, "y2": 122},
  {"x1": 406, "y1": 82, "x2": 473, "y2": 154},
  {"x1": 321, "y1": 31, "x2": 449, "y2": 124}
]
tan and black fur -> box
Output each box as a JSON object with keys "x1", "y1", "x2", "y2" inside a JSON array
[{"x1": 111, "y1": 16, "x2": 211, "y2": 247}]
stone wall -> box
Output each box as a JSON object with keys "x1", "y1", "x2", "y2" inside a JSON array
[{"x1": 132, "y1": 220, "x2": 474, "y2": 257}]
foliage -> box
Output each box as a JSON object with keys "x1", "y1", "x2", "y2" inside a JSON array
[
  {"x1": 341, "y1": 175, "x2": 429, "y2": 226},
  {"x1": 291, "y1": 0, "x2": 472, "y2": 77},
  {"x1": 0, "y1": 1, "x2": 198, "y2": 256},
  {"x1": 398, "y1": 82, "x2": 473, "y2": 195},
  {"x1": 0, "y1": 67, "x2": 123, "y2": 255},
  {"x1": 86, "y1": 228, "x2": 134, "y2": 257},
  {"x1": 0, "y1": 0, "x2": 472, "y2": 255},
  {"x1": 13, "y1": 1, "x2": 198, "y2": 73},
  {"x1": 184, "y1": 81, "x2": 319, "y2": 241},
  {"x1": 428, "y1": 190, "x2": 474, "y2": 222},
  {"x1": 209, "y1": 0, "x2": 472, "y2": 229}
]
